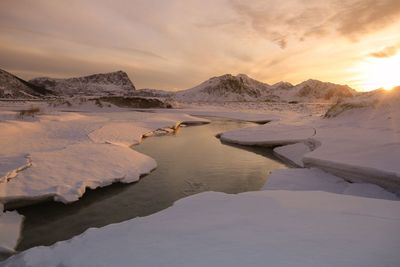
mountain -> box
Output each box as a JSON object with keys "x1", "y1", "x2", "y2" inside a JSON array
[
  {"x1": 175, "y1": 74, "x2": 357, "y2": 102},
  {"x1": 132, "y1": 88, "x2": 174, "y2": 98},
  {"x1": 175, "y1": 74, "x2": 271, "y2": 102},
  {"x1": 30, "y1": 71, "x2": 136, "y2": 96},
  {"x1": 0, "y1": 68, "x2": 53, "y2": 99},
  {"x1": 293, "y1": 79, "x2": 356, "y2": 100},
  {"x1": 271, "y1": 79, "x2": 357, "y2": 102}
]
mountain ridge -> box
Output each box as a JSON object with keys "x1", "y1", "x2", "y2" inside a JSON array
[
  {"x1": 175, "y1": 74, "x2": 357, "y2": 102},
  {"x1": 0, "y1": 68, "x2": 53, "y2": 99},
  {"x1": 29, "y1": 70, "x2": 136, "y2": 96}
]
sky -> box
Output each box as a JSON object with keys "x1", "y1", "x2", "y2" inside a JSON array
[{"x1": 1, "y1": 0, "x2": 400, "y2": 91}]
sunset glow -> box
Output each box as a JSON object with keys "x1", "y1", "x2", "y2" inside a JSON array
[
  {"x1": 354, "y1": 54, "x2": 400, "y2": 91},
  {"x1": 1, "y1": 0, "x2": 400, "y2": 91}
]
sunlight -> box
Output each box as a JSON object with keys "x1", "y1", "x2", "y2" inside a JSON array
[{"x1": 354, "y1": 54, "x2": 400, "y2": 91}]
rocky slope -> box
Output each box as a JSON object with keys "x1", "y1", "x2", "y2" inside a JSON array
[
  {"x1": 30, "y1": 71, "x2": 136, "y2": 96},
  {"x1": 132, "y1": 88, "x2": 174, "y2": 98},
  {"x1": 0, "y1": 69, "x2": 52, "y2": 99},
  {"x1": 175, "y1": 74, "x2": 356, "y2": 102},
  {"x1": 175, "y1": 74, "x2": 271, "y2": 102}
]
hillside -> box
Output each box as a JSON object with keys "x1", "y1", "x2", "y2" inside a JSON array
[
  {"x1": 30, "y1": 71, "x2": 136, "y2": 96},
  {"x1": 0, "y1": 69, "x2": 53, "y2": 99},
  {"x1": 175, "y1": 74, "x2": 271, "y2": 102},
  {"x1": 175, "y1": 74, "x2": 356, "y2": 102}
]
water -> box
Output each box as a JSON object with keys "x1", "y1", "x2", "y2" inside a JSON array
[{"x1": 15, "y1": 119, "x2": 286, "y2": 252}]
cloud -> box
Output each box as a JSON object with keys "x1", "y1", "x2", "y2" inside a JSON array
[
  {"x1": 331, "y1": 0, "x2": 400, "y2": 38},
  {"x1": 112, "y1": 46, "x2": 166, "y2": 61},
  {"x1": 228, "y1": 0, "x2": 400, "y2": 48},
  {"x1": 369, "y1": 44, "x2": 400, "y2": 58}
]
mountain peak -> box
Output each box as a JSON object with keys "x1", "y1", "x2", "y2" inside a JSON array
[
  {"x1": 30, "y1": 71, "x2": 136, "y2": 96},
  {"x1": 175, "y1": 73, "x2": 271, "y2": 102}
]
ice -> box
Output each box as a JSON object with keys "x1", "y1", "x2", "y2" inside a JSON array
[
  {"x1": 0, "y1": 207, "x2": 23, "y2": 254},
  {"x1": 220, "y1": 122, "x2": 315, "y2": 146},
  {"x1": 0, "y1": 110, "x2": 208, "y2": 206},
  {"x1": 0, "y1": 205, "x2": 23, "y2": 254},
  {"x1": 2, "y1": 190, "x2": 400, "y2": 267},
  {"x1": 273, "y1": 142, "x2": 311, "y2": 167},
  {"x1": 0, "y1": 156, "x2": 30, "y2": 183},
  {"x1": 218, "y1": 89, "x2": 400, "y2": 193},
  {"x1": 1, "y1": 90, "x2": 399, "y2": 262},
  {"x1": 134, "y1": 108, "x2": 283, "y2": 123},
  {"x1": 89, "y1": 113, "x2": 209, "y2": 147},
  {"x1": 0, "y1": 143, "x2": 157, "y2": 204},
  {"x1": 264, "y1": 168, "x2": 398, "y2": 200}
]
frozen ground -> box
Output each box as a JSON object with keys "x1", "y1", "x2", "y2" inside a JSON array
[
  {"x1": 1, "y1": 190, "x2": 399, "y2": 267},
  {"x1": 220, "y1": 89, "x2": 400, "y2": 194},
  {"x1": 264, "y1": 168, "x2": 398, "y2": 200},
  {"x1": 0, "y1": 204, "x2": 23, "y2": 254},
  {"x1": 1, "y1": 91, "x2": 399, "y2": 265},
  {"x1": 0, "y1": 104, "x2": 208, "y2": 252}
]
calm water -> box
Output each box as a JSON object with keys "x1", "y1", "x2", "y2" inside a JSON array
[{"x1": 15, "y1": 119, "x2": 286, "y2": 251}]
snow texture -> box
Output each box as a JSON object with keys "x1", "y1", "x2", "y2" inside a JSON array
[
  {"x1": 220, "y1": 88, "x2": 400, "y2": 193},
  {"x1": 273, "y1": 142, "x2": 311, "y2": 167},
  {"x1": 0, "y1": 110, "x2": 209, "y2": 207},
  {"x1": 2, "y1": 190, "x2": 400, "y2": 267},
  {"x1": 220, "y1": 122, "x2": 315, "y2": 146},
  {"x1": 0, "y1": 144, "x2": 157, "y2": 204},
  {"x1": 264, "y1": 168, "x2": 398, "y2": 200},
  {"x1": 0, "y1": 206, "x2": 23, "y2": 254},
  {"x1": 175, "y1": 74, "x2": 355, "y2": 102},
  {"x1": 29, "y1": 71, "x2": 135, "y2": 96}
]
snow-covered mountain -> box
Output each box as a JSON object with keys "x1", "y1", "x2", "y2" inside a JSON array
[
  {"x1": 0, "y1": 68, "x2": 53, "y2": 99},
  {"x1": 175, "y1": 74, "x2": 271, "y2": 102},
  {"x1": 30, "y1": 71, "x2": 136, "y2": 96},
  {"x1": 273, "y1": 79, "x2": 357, "y2": 102},
  {"x1": 175, "y1": 74, "x2": 356, "y2": 102}
]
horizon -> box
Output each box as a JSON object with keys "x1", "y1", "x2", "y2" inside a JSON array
[{"x1": 1, "y1": 0, "x2": 400, "y2": 92}]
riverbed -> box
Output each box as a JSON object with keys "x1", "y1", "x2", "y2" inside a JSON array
[{"x1": 15, "y1": 119, "x2": 286, "y2": 251}]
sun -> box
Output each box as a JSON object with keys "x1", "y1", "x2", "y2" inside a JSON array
[{"x1": 354, "y1": 54, "x2": 400, "y2": 91}]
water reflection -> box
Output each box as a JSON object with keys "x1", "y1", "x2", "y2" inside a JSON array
[{"x1": 16, "y1": 119, "x2": 286, "y2": 251}]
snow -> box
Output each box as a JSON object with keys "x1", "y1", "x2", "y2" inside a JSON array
[
  {"x1": 29, "y1": 71, "x2": 135, "y2": 96},
  {"x1": 0, "y1": 156, "x2": 30, "y2": 184},
  {"x1": 0, "y1": 206, "x2": 23, "y2": 254},
  {"x1": 174, "y1": 73, "x2": 355, "y2": 103},
  {"x1": 219, "y1": 88, "x2": 400, "y2": 193},
  {"x1": 0, "y1": 143, "x2": 157, "y2": 204},
  {"x1": 273, "y1": 142, "x2": 311, "y2": 167},
  {"x1": 143, "y1": 108, "x2": 283, "y2": 123},
  {"x1": 0, "y1": 109, "x2": 210, "y2": 207},
  {"x1": 2, "y1": 190, "x2": 400, "y2": 267},
  {"x1": 263, "y1": 168, "x2": 398, "y2": 200},
  {"x1": 88, "y1": 113, "x2": 209, "y2": 146},
  {"x1": 220, "y1": 122, "x2": 315, "y2": 146},
  {"x1": 1, "y1": 88, "x2": 399, "y2": 263}
]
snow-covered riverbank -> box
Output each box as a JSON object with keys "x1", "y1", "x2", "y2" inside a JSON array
[
  {"x1": 220, "y1": 89, "x2": 400, "y2": 195},
  {"x1": 0, "y1": 107, "x2": 210, "y2": 253},
  {"x1": 1, "y1": 90, "x2": 399, "y2": 266}
]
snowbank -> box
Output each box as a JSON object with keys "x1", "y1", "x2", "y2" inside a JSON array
[
  {"x1": 0, "y1": 110, "x2": 209, "y2": 207},
  {"x1": 273, "y1": 142, "x2": 312, "y2": 167},
  {"x1": 0, "y1": 205, "x2": 23, "y2": 254},
  {"x1": 0, "y1": 143, "x2": 157, "y2": 205},
  {"x1": 88, "y1": 113, "x2": 209, "y2": 147},
  {"x1": 263, "y1": 168, "x2": 398, "y2": 200},
  {"x1": 219, "y1": 89, "x2": 400, "y2": 193},
  {"x1": 2, "y1": 190, "x2": 400, "y2": 267},
  {"x1": 220, "y1": 123, "x2": 315, "y2": 146}
]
